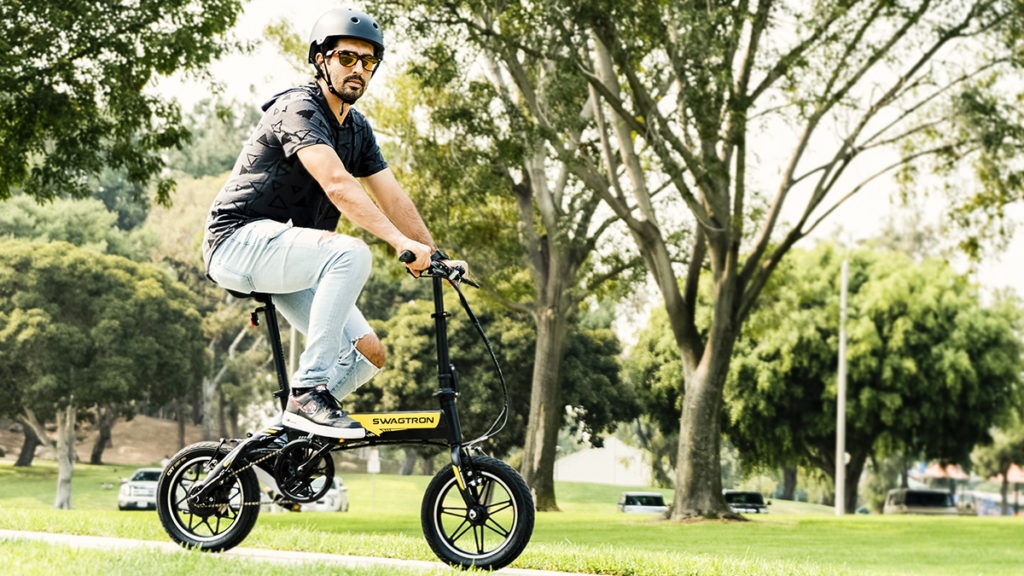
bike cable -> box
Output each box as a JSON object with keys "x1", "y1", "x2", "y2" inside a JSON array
[{"x1": 446, "y1": 272, "x2": 510, "y2": 448}]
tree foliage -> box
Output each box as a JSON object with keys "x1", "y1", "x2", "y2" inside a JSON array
[
  {"x1": 724, "y1": 243, "x2": 1024, "y2": 511},
  {"x1": 0, "y1": 0, "x2": 242, "y2": 203},
  {"x1": 165, "y1": 99, "x2": 261, "y2": 180},
  {"x1": 0, "y1": 194, "x2": 153, "y2": 258},
  {"x1": 0, "y1": 239, "x2": 205, "y2": 506},
  {"x1": 0, "y1": 238, "x2": 206, "y2": 415}
]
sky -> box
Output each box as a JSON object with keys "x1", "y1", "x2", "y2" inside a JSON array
[{"x1": 162, "y1": 1, "x2": 1024, "y2": 301}]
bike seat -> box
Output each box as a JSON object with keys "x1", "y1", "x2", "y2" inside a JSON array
[{"x1": 226, "y1": 289, "x2": 273, "y2": 304}]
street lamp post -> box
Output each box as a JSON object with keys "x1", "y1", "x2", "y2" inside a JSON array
[{"x1": 835, "y1": 258, "x2": 848, "y2": 516}]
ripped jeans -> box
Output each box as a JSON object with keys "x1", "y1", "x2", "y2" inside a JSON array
[{"x1": 207, "y1": 219, "x2": 380, "y2": 400}]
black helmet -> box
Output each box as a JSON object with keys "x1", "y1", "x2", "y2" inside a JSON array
[{"x1": 307, "y1": 7, "x2": 385, "y2": 64}]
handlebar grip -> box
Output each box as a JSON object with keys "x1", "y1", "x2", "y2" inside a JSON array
[{"x1": 398, "y1": 250, "x2": 416, "y2": 263}]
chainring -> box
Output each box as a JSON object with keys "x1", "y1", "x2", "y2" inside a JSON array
[{"x1": 273, "y1": 438, "x2": 334, "y2": 503}]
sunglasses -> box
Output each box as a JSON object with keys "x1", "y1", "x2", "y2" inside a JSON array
[{"x1": 325, "y1": 49, "x2": 381, "y2": 71}]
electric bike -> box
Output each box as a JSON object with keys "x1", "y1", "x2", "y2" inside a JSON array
[{"x1": 155, "y1": 254, "x2": 534, "y2": 570}]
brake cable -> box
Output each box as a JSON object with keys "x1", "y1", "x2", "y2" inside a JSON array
[{"x1": 441, "y1": 266, "x2": 510, "y2": 448}]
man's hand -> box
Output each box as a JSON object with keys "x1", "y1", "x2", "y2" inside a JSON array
[
  {"x1": 442, "y1": 259, "x2": 469, "y2": 276},
  {"x1": 399, "y1": 241, "x2": 433, "y2": 276}
]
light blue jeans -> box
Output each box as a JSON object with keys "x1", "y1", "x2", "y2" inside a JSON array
[{"x1": 207, "y1": 219, "x2": 380, "y2": 400}]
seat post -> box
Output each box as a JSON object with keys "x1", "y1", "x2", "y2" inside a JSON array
[{"x1": 254, "y1": 294, "x2": 290, "y2": 410}]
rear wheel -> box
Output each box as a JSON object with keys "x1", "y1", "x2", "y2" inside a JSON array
[
  {"x1": 421, "y1": 455, "x2": 534, "y2": 570},
  {"x1": 156, "y1": 441, "x2": 260, "y2": 551}
]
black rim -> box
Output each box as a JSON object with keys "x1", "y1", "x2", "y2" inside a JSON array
[
  {"x1": 430, "y1": 470, "x2": 520, "y2": 559},
  {"x1": 166, "y1": 455, "x2": 247, "y2": 542}
]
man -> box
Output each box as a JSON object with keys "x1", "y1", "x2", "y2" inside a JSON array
[{"x1": 202, "y1": 7, "x2": 462, "y2": 439}]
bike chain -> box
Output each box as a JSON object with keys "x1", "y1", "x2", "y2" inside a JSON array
[{"x1": 186, "y1": 445, "x2": 284, "y2": 511}]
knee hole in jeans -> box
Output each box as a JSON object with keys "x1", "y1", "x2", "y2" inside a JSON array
[{"x1": 356, "y1": 334, "x2": 386, "y2": 368}]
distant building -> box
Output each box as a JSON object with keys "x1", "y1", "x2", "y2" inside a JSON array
[{"x1": 554, "y1": 436, "x2": 654, "y2": 486}]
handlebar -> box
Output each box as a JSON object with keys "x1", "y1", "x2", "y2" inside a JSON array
[{"x1": 399, "y1": 250, "x2": 479, "y2": 288}]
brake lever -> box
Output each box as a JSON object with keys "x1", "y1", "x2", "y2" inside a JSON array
[
  {"x1": 398, "y1": 251, "x2": 479, "y2": 288},
  {"x1": 454, "y1": 267, "x2": 480, "y2": 288}
]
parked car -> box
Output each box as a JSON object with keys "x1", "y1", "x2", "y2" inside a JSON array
[
  {"x1": 883, "y1": 488, "x2": 958, "y2": 515},
  {"x1": 723, "y1": 490, "x2": 770, "y2": 514},
  {"x1": 262, "y1": 476, "x2": 350, "y2": 513},
  {"x1": 617, "y1": 491, "x2": 669, "y2": 514},
  {"x1": 118, "y1": 467, "x2": 162, "y2": 510},
  {"x1": 301, "y1": 476, "x2": 349, "y2": 512}
]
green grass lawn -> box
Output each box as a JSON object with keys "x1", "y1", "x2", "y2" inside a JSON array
[{"x1": 2, "y1": 460, "x2": 1023, "y2": 575}]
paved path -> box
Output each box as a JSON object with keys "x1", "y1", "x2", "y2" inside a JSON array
[{"x1": 0, "y1": 529, "x2": 599, "y2": 576}]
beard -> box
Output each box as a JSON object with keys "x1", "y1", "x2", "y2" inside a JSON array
[{"x1": 335, "y1": 74, "x2": 367, "y2": 104}]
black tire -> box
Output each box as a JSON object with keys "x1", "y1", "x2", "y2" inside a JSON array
[
  {"x1": 156, "y1": 441, "x2": 261, "y2": 552},
  {"x1": 421, "y1": 456, "x2": 534, "y2": 570}
]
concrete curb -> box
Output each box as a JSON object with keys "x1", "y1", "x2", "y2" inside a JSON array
[{"x1": 0, "y1": 529, "x2": 599, "y2": 576}]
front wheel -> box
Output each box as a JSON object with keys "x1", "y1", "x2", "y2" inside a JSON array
[
  {"x1": 421, "y1": 455, "x2": 534, "y2": 570},
  {"x1": 156, "y1": 441, "x2": 261, "y2": 551}
]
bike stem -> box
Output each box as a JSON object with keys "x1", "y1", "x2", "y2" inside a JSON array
[{"x1": 431, "y1": 274, "x2": 463, "y2": 447}]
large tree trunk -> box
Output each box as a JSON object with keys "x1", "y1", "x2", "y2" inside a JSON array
[
  {"x1": 842, "y1": 454, "x2": 867, "y2": 513},
  {"x1": 782, "y1": 468, "x2": 797, "y2": 500},
  {"x1": 54, "y1": 405, "x2": 76, "y2": 510},
  {"x1": 672, "y1": 365, "x2": 732, "y2": 518},
  {"x1": 400, "y1": 447, "x2": 417, "y2": 475},
  {"x1": 668, "y1": 238, "x2": 741, "y2": 520},
  {"x1": 201, "y1": 374, "x2": 217, "y2": 440},
  {"x1": 15, "y1": 417, "x2": 42, "y2": 467},
  {"x1": 520, "y1": 307, "x2": 571, "y2": 511},
  {"x1": 89, "y1": 404, "x2": 116, "y2": 465}
]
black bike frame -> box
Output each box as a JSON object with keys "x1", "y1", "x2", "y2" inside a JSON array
[
  {"x1": 250, "y1": 273, "x2": 466, "y2": 449},
  {"x1": 249, "y1": 293, "x2": 290, "y2": 412},
  {"x1": 190, "y1": 262, "x2": 494, "y2": 507}
]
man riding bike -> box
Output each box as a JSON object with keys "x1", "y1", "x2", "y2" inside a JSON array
[{"x1": 202, "y1": 7, "x2": 464, "y2": 439}]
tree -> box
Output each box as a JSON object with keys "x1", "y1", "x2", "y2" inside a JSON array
[
  {"x1": 972, "y1": 419, "x2": 1024, "y2": 515},
  {"x1": 375, "y1": 0, "x2": 644, "y2": 511},
  {"x1": 725, "y1": 243, "x2": 1024, "y2": 511},
  {"x1": 0, "y1": 195, "x2": 156, "y2": 463},
  {"x1": 385, "y1": 1, "x2": 1024, "y2": 518},
  {"x1": 0, "y1": 195, "x2": 152, "y2": 259},
  {"x1": 0, "y1": 239, "x2": 205, "y2": 507},
  {"x1": 165, "y1": 98, "x2": 262, "y2": 180},
  {"x1": 0, "y1": 0, "x2": 242, "y2": 203}
]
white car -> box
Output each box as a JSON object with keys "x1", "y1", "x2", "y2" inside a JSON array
[
  {"x1": 617, "y1": 491, "x2": 669, "y2": 514},
  {"x1": 883, "y1": 488, "x2": 958, "y2": 516},
  {"x1": 723, "y1": 490, "x2": 770, "y2": 514},
  {"x1": 261, "y1": 476, "x2": 350, "y2": 513},
  {"x1": 301, "y1": 477, "x2": 349, "y2": 512},
  {"x1": 118, "y1": 467, "x2": 162, "y2": 510}
]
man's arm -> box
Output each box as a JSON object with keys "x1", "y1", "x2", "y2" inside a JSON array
[
  {"x1": 364, "y1": 167, "x2": 470, "y2": 276},
  {"x1": 296, "y1": 144, "x2": 432, "y2": 270},
  {"x1": 361, "y1": 167, "x2": 435, "y2": 248}
]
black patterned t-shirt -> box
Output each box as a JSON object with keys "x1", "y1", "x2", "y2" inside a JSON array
[{"x1": 202, "y1": 83, "x2": 387, "y2": 270}]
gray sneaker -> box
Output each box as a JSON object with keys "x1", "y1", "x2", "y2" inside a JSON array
[{"x1": 282, "y1": 385, "x2": 365, "y2": 439}]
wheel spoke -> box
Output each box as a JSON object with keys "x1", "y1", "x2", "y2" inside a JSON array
[
  {"x1": 483, "y1": 516, "x2": 511, "y2": 538},
  {"x1": 473, "y1": 524, "x2": 485, "y2": 554},
  {"x1": 485, "y1": 498, "x2": 513, "y2": 515},
  {"x1": 447, "y1": 518, "x2": 474, "y2": 543}
]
